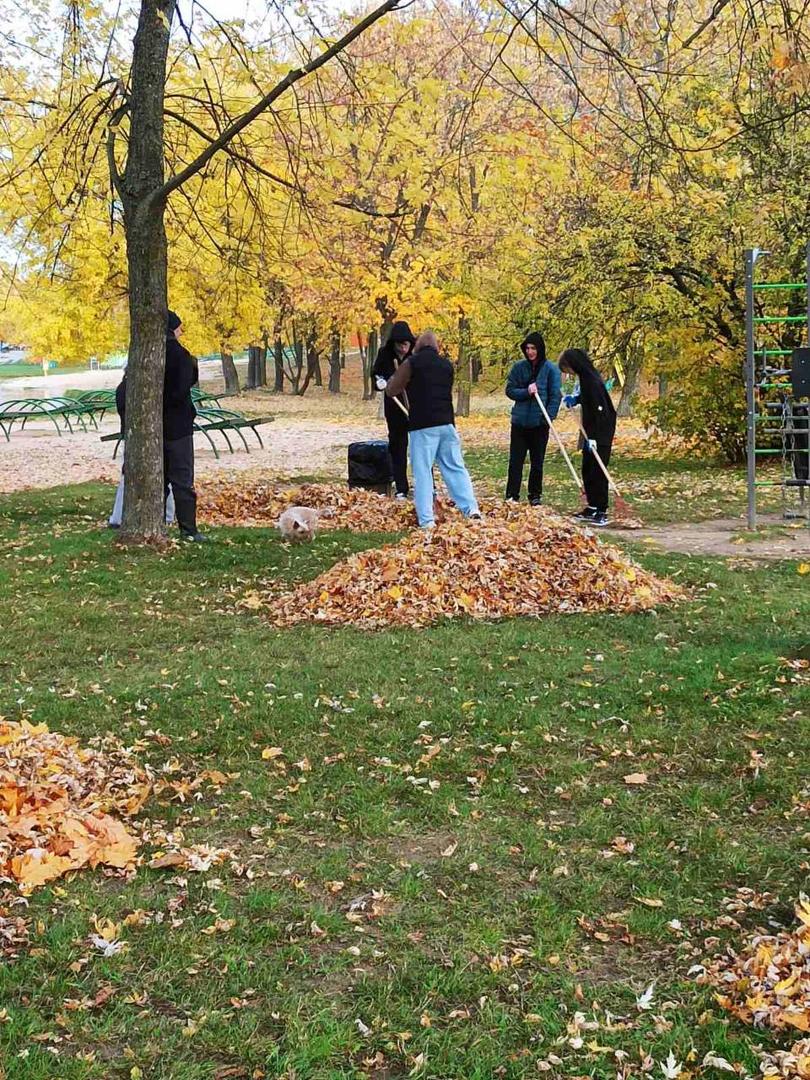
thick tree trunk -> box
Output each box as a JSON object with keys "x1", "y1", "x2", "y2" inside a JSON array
[
  {"x1": 119, "y1": 0, "x2": 176, "y2": 543},
  {"x1": 122, "y1": 203, "x2": 169, "y2": 541},
  {"x1": 328, "y1": 323, "x2": 341, "y2": 393},
  {"x1": 221, "y1": 347, "x2": 240, "y2": 393},
  {"x1": 273, "y1": 336, "x2": 284, "y2": 392}
]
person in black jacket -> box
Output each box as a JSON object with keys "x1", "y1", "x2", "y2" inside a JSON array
[
  {"x1": 385, "y1": 331, "x2": 481, "y2": 528},
  {"x1": 114, "y1": 311, "x2": 205, "y2": 540},
  {"x1": 372, "y1": 321, "x2": 415, "y2": 498},
  {"x1": 559, "y1": 348, "x2": 617, "y2": 526}
]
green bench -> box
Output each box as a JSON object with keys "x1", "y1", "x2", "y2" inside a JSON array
[
  {"x1": 0, "y1": 396, "x2": 108, "y2": 440},
  {"x1": 100, "y1": 409, "x2": 274, "y2": 460}
]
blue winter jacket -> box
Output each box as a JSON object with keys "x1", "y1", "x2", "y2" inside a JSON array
[{"x1": 506, "y1": 354, "x2": 562, "y2": 428}]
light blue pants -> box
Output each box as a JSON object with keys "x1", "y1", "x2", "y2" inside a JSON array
[{"x1": 409, "y1": 424, "x2": 479, "y2": 527}]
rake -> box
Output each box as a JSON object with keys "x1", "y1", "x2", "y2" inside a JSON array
[
  {"x1": 532, "y1": 391, "x2": 587, "y2": 502},
  {"x1": 573, "y1": 419, "x2": 633, "y2": 521}
]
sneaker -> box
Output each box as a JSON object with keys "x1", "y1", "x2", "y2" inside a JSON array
[
  {"x1": 573, "y1": 506, "x2": 597, "y2": 520},
  {"x1": 529, "y1": 496, "x2": 542, "y2": 507},
  {"x1": 591, "y1": 512, "x2": 609, "y2": 527},
  {"x1": 504, "y1": 496, "x2": 518, "y2": 503},
  {"x1": 394, "y1": 492, "x2": 409, "y2": 501},
  {"x1": 468, "y1": 511, "x2": 484, "y2": 521},
  {"x1": 180, "y1": 530, "x2": 210, "y2": 542}
]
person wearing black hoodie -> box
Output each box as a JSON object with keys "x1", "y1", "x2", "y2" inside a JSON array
[
  {"x1": 504, "y1": 331, "x2": 562, "y2": 504},
  {"x1": 372, "y1": 320, "x2": 415, "y2": 498},
  {"x1": 114, "y1": 310, "x2": 205, "y2": 540},
  {"x1": 559, "y1": 347, "x2": 617, "y2": 526}
]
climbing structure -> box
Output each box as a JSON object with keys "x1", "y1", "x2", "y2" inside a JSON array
[{"x1": 744, "y1": 247, "x2": 810, "y2": 528}]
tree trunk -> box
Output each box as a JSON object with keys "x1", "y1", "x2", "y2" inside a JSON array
[
  {"x1": 273, "y1": 336, "x2": 284, "y2": 392},
  {"x1": 298, "y1": 330, "x2": 322, "y2": 396},
  {"x1": 658, "y1": 373, "x2": 668, "y2": 398},
  {"x1": 454, "y1": 315, "x2": 472, "y2": 418},
  {"x1": 364, "y1": 328, "x2": 378, "y2": 401},
  {"x1": 245, "y1": 345, "x2": 258, "y2": 389},
  {"x1": 617, "y1": 358, "x2": 642, "y2": 417},
  {"x1": 328, "y1": 323, "x2": 341, "y2": 393},
  {"x1": 221, "y1": 347, "x2": 240, "y2": 393},
  {"x1": 258, "y1": 334, "x2": 268, "y2": 387},
  {"x1": 119, "y1": 0, "x2": 176, "y2": 543}
]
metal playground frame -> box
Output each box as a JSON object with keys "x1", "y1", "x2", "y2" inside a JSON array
[{"x1": 744, "y1": 246, "x2": 810, "y2": 529}]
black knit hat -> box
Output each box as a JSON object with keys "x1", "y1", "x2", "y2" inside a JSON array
[{"x1": 167, "y1": 310, "x2": 182, "y2": 333}]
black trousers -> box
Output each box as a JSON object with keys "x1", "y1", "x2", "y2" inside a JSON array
[
  {"x1": 164, "y1": 435, "x2": 197, "y2": 534},
  {"x1": 506, "y1": 424, "x2": 549, "y2": 500},
  {"x1": 582, "y1": 441, "x2": 612, "y2": 512},
  {"x1": 387, "y1": 421, "x2": 409, "y2": 495}
]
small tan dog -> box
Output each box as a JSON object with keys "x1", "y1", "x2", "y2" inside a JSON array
[{"x1": 277, "y1": 506, "x2": 320, "y2": 542}]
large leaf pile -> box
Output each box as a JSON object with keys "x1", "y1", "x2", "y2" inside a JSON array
[
  {"x1": 0, "y1": 720, "x2": 151, "y2": 890},
  {"x1": 202, "y1": 480, "x2": 415, "y2": 532},
  {"x1": 701, "y1": 899, "x2": 810, "y2": 1079},
  {"x1": 248, "y1": 507, "x2": 679, "y2": 629}
]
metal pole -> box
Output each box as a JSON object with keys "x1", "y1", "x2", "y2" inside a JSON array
[
  {"x1": 745, "y1": 248, "x2": 757, "y2": 530},
  {"x1": 806, "y1": 241, "x2": 810, "y2": 344}
]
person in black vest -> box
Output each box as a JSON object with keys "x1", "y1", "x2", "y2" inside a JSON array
[
  {"x1": 385, "y1": 331, "x2": 481, "y2": 529},
  {"x1": 372, "y1": 321, "x2": 415, "y2": 499},
  {"x1": 559, "y1": 348, "x2": 616, "y2": 526},
  {"x1": 114, "y1": 311, "x2": 205, "y2": 540}
]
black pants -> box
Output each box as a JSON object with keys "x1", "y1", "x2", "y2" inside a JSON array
[
  {"x1": 164, "y1": 435, "x2": 197, "y2": 534},
  {"x1": 582, "y1": 441, "x2": 612, "y2": 512},
  {"x1": 506, "y1": 424, "x2": 549, "y2": 500},
  {"x1": 387, "y1": 422, "x2": 409, "y2": 495}
]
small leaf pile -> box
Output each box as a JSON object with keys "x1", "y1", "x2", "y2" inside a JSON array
[
  {"x1": 0, "y1": 720, "x2": 151, "y2": 890},
  {"x1": 251, "y1": 507, "x2": 679, "y2": 629},
  {"x1": 702, "y1": 898, "x2": 810, "y2": 1078},
  {"x1": 202, "y1": 480, "x2": 415, "y2": 532}
]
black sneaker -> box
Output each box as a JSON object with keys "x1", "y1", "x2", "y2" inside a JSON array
[
  {"x1": 180, "y1": 530, "x2": 210, "y2": 542},
  {"x1": 573, "y1": 506, "x2": 597, "y2": 520},
  {"x1": 529, "y1": 496, "x2": 542, "y2": 507},
  {"x1": 591, "y1": 512, "x2": 609, "y2": 527}
]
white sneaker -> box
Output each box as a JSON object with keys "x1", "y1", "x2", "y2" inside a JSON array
[
  {"x1": 420, "y1": 521, "x2": 436, "y2": 531},
  {"x1": 395, "y1": 492, "x2": 408, "y2": 501}
]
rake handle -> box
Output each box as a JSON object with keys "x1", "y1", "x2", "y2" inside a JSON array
[
  {"x1": 533, "y1": 392, "x2": 582, "y2": 492},
  {"x1": 576, "y1": 422, "x2": 622, "y2": 497}
]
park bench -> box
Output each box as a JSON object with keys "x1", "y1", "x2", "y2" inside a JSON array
[
  {"x1": 100, "y1": 408, "x2": 274, "y2": 460},
  {"x1": 0, "y1": 396, "x2": 108, "y2": 440}
]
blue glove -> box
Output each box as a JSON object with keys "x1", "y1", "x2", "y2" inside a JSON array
[
  {"x1": 583, "y1": 438, "x2": 597, "y2": 454},
  {"x1": 563, "y1": 394, "x2": 580, "y2": 409},
  {"x1": 605, "y1": 378, "x2": 615, "y2": 392}
]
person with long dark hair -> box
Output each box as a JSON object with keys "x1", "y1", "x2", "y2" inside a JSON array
[{"x1": 558, "y1": 348, "x2": 616, "y2": 526}]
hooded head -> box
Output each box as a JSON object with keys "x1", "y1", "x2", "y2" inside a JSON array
[
  {"x1": 167, "y1": 310, "x2": 182, "y2": 337},
  {"x1": 389, "y1": 320, "x2": 415, "y2": 346},
  {"x1": 558, "y1": 347, "x2": 593, "y2": 377},
  {"x1": 520, "y1": 332, "x2": 546, "y2": 367}
]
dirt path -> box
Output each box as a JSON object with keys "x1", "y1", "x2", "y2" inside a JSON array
[
  {"x1": 0, "y1": 414, "x2": 382, "y2": 494},
  {"x1": 608, "y1": 515, "x2": 810, "y2": 560}
]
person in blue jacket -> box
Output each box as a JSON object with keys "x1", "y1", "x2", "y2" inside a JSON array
[{"x1": 504, "y1": 331, "x2": 562, "y2": 504}]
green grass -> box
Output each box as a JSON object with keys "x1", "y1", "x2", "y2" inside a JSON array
[
  {"x1": 0, "y1": 482, "x2": 808, "y2": 1079},
  {"x1": 0, "y1": 363, "x2": 91, "y2": 380},
  {"x1": 464, "y1": 446, "x2": 787, "y2": 524}
]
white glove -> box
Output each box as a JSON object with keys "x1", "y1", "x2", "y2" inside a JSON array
[{"x1": 375, "y1": 376, "x2": 387, "y2": 391}]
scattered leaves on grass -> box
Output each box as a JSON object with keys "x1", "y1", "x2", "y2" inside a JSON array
[
  {"x1": 701, "y1": 896, "x2": 810, "y2": 1035},
  {"x1": 249, "y1": 506, "x2": 679, "y2": 629},
  {"x1": 0, "y1": 719, "x2": 229, "y2": 890}
]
